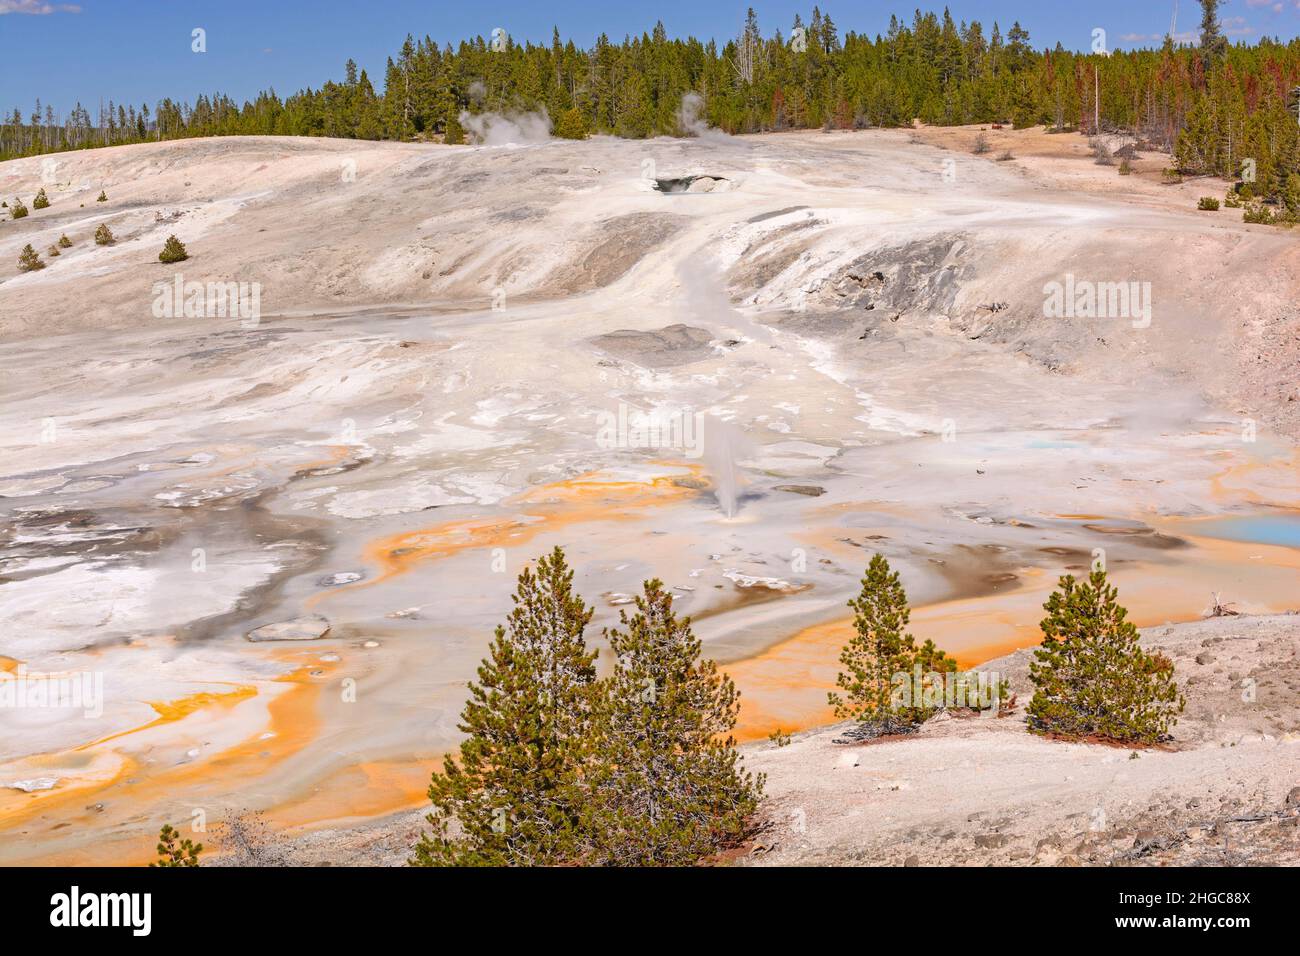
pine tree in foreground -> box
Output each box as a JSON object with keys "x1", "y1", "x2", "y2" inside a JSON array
[
  {"x1": 17, "y1": 243, "x2": 44, "y2": 272},
  {"x1": 150, "y1": 823, "x2": 202, "y2": 866},
  {"x1": 829, "y1": 553, "x2": 959, "y2": 731},
  {"x1": 10, "y1": 198, "x2": 28, "y2": 219},
  {"x1": 1028, "y1": 569, "x2": 1184, "y2": 744},
  {"x1": 32, "y1": 187, "x2": 50, "y2": 209},
  {"x1": 581, "y1": 579, "x2": 763, "y2": 866},
  {"x1": 159, "y1": 234, "x2": 188, "y2": 263},
  {"x1": 94, "y1": 224, "x2": 115, "y2": 245},
  {"x1": 411, "y1": 546, "x2": 597, "y2": 866}
]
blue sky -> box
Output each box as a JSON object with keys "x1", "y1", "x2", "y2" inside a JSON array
[{"x1": 1, "y1": 1, "x2": 1294, "y2": 115}]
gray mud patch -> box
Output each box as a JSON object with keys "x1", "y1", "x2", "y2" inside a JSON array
[
  {"x1": 771, "y1": 234, "x2": 972, "y2": 340},
  {"x1": 832, "y1": 236, "x2": 969, "y2": 314},
  {"x1": 589, "y1": 323, "x2": 716, "y2": 368},
  {"x1": 548, "y1": 212, "x2": 686, "y2": 293},
  {"x1": 747, "y1": 205, "x2": 810, "y2": 223}
]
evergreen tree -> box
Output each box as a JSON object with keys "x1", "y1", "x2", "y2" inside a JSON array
[
  {"x1": 17, "y1": 243, "x2": 44, "y2": 272},
  {"x1": 94, "y1": 223, "x2": 114, "y2": 245},
  {"x1": 10, "y1": 198, "x2": 28, "y2": 219},
  {"x1": 32, "y1": 187, "x2": 49, "y2": 209},
  {"x1": 150, "y1": 823, "x2": 202, "y2": 866},
  {"x1": 96, "y1": 190, "x2": 107, "y2": 202},
  {"x1": 442, "y1": 111, "x2": 465, "y2": 145},
  {"x1": 47, "y1": 243, "x2": 60, "y2": 257},
  {"x1": 554, "y1": 106, "x2": 589, "y2": 140},
  {"x1": 412, "y1": 547, "x2": 597, "y2": 866},
  {"x1": 3, "y1": 11, "x2": 1298, "y2": 216},
  {"x1": 829, "y1": 553, "x2": 958, "y2": 728},
  {"x1": 582, "y1": 579, "x2": 762, "y2": 865},
  {"x1": 1281, "y1": 170, "x2": 1300, "y2": 215},
  {"x1": 1199, "y1": 0, "x2": 1228, "y2": 66},
  {"x1": 158, "y1": 234, "x2": 188, "y2": 263},
  {"x1": 830, "y1": 554, "x2": 910, "y2": 723},
  {"x1": 1028, "y1": 569, "x2": 1185, "y2": 744},
  {"x1": 57, "y1": 233, "x2": 71, "y2": 247}
]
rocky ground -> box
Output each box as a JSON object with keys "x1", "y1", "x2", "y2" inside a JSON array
[
  {"x1": 1, "y1": 126, "x2": 1297, "y2": 864},
  {"x1": 743, "y1": 612, "x2": 1300, "y2": 867}
]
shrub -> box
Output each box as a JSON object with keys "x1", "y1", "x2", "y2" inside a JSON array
[
  {"x1": 150, "y1": 823, "x2": 202, "y2": 867},
  {"x1": 158, "y1": 234, "x2": 188, "y2": 263},
  {"x1": 57, "y1": 233, "x2": 71, "y2": 247},
  {"x1": 1243, "y1": 202, "x2": 1277, "y2": 224},
  {"x1": 94, "y1": 224, "x2": 115, "y2": 245},
  {"x1": 1089, "y1": 137, "x2": 1115, "y2": 165},
  {"x1": 47, "y1": 244, "x2": 59, "y2": 257},
  {"x1": 10, "y1": 199, "x2": 28, "y2": 219},
  {"x1": 96, "y1": 190, "x2": 108, "y2": 202},
  {"x1": 1118, "y1": 158, "x2": 1132, "y2": 175},
  {"x1": 972, "y1": 132, "x2": 991, "y2": 155},
  {"x1": 17, "y1": 243, "x2": 44, "y2": 272},
  {"x1": 32, "y1": 187, "x2": 49, "y2": 209},
  {"x1": 1224, "y1": 191, "x2": 1242, "y2": 208},
  {"x1": 995, "y1": 149, "x2": 1014, "y2": 162},
  {"x1": 1027, "y1": 569, "x2": 1184, "y2": 745},
  {"x1": 212, "y1": 810, "x2": 287, "y2": 866},
  {"x1": 1161, "y1": 167, "x2": 1183, "y2": 184},
  {"x1": 1197, "y1": 196, "x2": 1220, "y2": 211}
]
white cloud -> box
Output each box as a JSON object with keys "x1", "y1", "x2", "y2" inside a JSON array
[
  {"x1": 0, "y1": 0, "x2": 82, "y2": 13},
  {"x1": 1220, "y1": 16, "x2": 1256, "y2": 36},
  {"x1": 1117, "y1": 16, "x2": 1255, "y2": 46},
  {"x1": 1118, "y1": 30, "x2": 1198, "y2": 44}
]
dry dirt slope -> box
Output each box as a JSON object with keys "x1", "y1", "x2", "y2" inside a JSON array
[{"x1": 743, "y1": 612, "x2": 1300, "y2": 867}]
